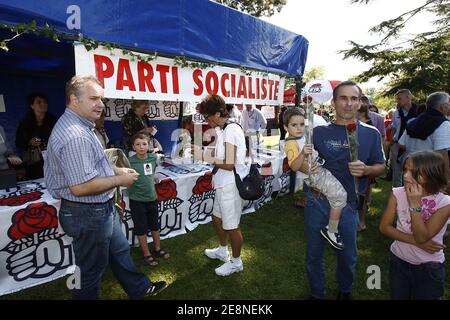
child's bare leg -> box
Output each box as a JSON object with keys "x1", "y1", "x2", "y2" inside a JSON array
[
  {"x1": 151, "y1": 230, "x2": 161, "y2": 251},
  {"x1": 328, "y1": 208, "x2": 342, "y2": 233},
  {"x1": 137, "y1": 234, "x2": 151, "y2": 257}
]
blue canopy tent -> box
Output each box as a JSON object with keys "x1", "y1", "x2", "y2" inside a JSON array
[{"x1": 0, "y1": 0, "x2": 308, "y2": 153}]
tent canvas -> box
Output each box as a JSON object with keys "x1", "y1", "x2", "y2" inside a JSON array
[{"x1": 0, "y1": 0, "x2": 309, "y2": 154}]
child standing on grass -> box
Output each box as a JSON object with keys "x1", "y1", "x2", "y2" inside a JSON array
[
  {"x1": 380, "y1": 150, "x2": 450, "y2": 300},
  {"x1": 283, "y1": 108, "x2": 347, "y2": 250},
  {"x1": 128, "y1": 133, "x2": 170, "y2": 267}
]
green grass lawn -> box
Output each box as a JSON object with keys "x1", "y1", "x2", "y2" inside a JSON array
[{"x1": 2, "y1": 179, "x2": 449, "y2": 300}]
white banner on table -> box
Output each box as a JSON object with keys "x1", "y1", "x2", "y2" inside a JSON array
[
  {"x1": 102, "y1": 98, "x2": 180, "y2": 121},
  {"x1": 75, "y1": 45, "x2": 284, "y2": 105},
  {"x1": 0, "y1": 153, "x2": 289, "y2": 296},
  {"x1": 0, "y1": 180, "x2": 75, "y2": 296}
]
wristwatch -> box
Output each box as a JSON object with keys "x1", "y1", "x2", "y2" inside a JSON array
[{"x1": 409, "y1": 206, "x2": 423, "y2": 213}]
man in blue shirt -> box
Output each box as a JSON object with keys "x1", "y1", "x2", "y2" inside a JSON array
[
  {"x1": 300, "y1": 80, "x2": 385, "y2": 300},
  {"x1": 44, "y1": 76, "x2": 166, "y2": 299}
]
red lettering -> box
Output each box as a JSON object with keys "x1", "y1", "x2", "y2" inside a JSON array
[
  {"x1": 248, "y1": 77, "x2": 255, "y2": 99},
  {"x1": 220, "y1": 74, "x2": 230, "y2": 97},
  {"x1": 172, "y1": 66, "x2": 180, "y2": 94},
  {"x1": 137, "y1": 61, "x2": 156, "y2": 92},
  {"x1": 193, "y1": 69, "x2": 204, "y2": 96},
  {"x1": 156, "y1": 65, "x2": 170, "y2": 93},
  {"x1": 205, "y1": 71, "x2": 219, "y2": 95},
  {"x1": 268, "y1": 80, "x2": 274, "y2": 100},
  {"x1": 273, "y1": 80, "x2": 280, "y2": 100},
  {"x1": 94, "y1": 54, "x2": 114, "y2": 88},
  {"x1": 230, "y1": 74, "x2": 236, "y2": 97},
  {"x1": 116, "y1": 58, "x2": 136, "y2": 91},
  {"x1": 255, "y1": 77, "x2": 260, "y2": 99},
  {"x1": 237, "y1": 75, "x2": 247, "y2": 98},
  {"x1": 261, "y1": 79, "x2": 267, "y2": 100}
]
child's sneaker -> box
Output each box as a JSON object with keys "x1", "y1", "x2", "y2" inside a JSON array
[
  {"x1": 320, "y1": 227, "x2": 344, "y2": 250},
  {"x1": 204, "y1": 247, "x2": 230, "y2": 262},
  {"x1": 215, "y1": 260, "x2": 243, "y2": 276}
]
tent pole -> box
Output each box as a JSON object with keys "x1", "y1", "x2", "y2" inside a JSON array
[{"x1": 289, "y1": 75, "x2": 303, "y2": 195}]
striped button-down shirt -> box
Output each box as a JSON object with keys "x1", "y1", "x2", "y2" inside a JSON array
[{"x1": 44, "y1": 108, "x2": 115, "y2": 203}]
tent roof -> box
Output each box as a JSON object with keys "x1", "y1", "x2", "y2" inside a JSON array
[{"x1": 0, "y1": 0, "x2": 308, "y2": 77}]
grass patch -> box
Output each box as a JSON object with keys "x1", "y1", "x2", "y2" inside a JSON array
[{"x1": 2, "y1": 179, "x2": 449, "y2": 300}]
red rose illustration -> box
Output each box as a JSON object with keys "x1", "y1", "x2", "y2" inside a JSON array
[
  {"x1": 156, "y1": 179, "x2": 177, "y2": 201},
  {"x1": 192, "y1": 173, "x2": 213, "y2": 194},
  {"x1": 283, "y1": 157, "x2": 290, "y2": 173},
  {"x1": 0, "y1": 191, "x2": 43, "y2": 207},
  {"x1": 7, "y1": 202, "x2": 58, "y2": 240},
  {"x1": 346, "y1": 122, "x2": 357, "y2": 132}
]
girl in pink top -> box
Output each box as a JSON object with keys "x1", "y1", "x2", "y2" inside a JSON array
[{"x1": 380, "y1": 150, "x2": 450, "y2": 300}]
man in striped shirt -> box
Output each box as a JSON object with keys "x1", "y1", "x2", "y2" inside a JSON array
[{"x1": 44, "y1": 76, "x2": 166, "y2": 299}]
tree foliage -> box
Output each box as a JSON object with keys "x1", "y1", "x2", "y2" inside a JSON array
[
  {"x1": 214, "y1": 0, "x2": 286, "y2": 17},
  {"x1": 283, "y1": 66, "x2": 325, "y2": 89},
  {"x1": 342, "y1": 0, "x2": 450, "y2": 98},
  {"x1": 302, "y1": 66, "x2": 325, "y2": 83}
]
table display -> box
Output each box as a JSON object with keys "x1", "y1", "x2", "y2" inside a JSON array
[{"x1": 0, "y1": 149, "x2": 290, "y2": 296}]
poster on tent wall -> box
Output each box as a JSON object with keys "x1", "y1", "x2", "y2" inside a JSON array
[
  {"x1": 75, "y1": 45, "x2": 285, "y2": 105},
  {"x1": 102, "y1": 98, "x2": 180, "y2": 121}
]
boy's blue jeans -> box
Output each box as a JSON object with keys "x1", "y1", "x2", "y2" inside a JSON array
[
  {"x1": 304, "y1": 189, "x2": 358, "y2": 299},
  {"x1": 59, "y1": 199, "x2": 151, "y2": 300},
  {"x1": 389, "y1": 252, "x2": 444, "y2": 300}
]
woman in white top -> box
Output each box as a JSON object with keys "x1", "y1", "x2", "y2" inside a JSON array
[{"x1": 193, "y1": 94, "x2": 249, "y2": 277}]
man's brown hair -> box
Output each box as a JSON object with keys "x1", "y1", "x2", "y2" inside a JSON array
[{"x1": 66, "y1": 76, "x2": 101, "y2": 106}]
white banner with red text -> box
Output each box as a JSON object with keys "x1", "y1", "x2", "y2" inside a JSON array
[{"x1": 75, "y1": 45, "x2": 284, "y2": 105}]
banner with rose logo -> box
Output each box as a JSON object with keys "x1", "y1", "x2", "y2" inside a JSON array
[
  {"x1": 0, "y1": 149, "x2": 288, "y2": 296},
  {"x1": 0, "y1": 180, "x2": 75, "y2": 297}
]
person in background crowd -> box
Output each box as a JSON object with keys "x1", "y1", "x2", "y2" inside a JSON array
[
  {"x1": 241, "y1": 104, "x2": 267, "y2": 151},
  {"x1": 94, "y1": 109, "x2": 110, "y2": 149},
  {"x1": 0, "y1": 125, "x2": 22, "y2": 170},
  {"x1": 15, "y1": 92, "x2": 57, "y2": 180},
  {"x1": 382, "y1": 109, "x2": 396, "y2": 181},
  {"x1": 299, "y1": 81, "x2": 385, "y2": 300},
  {"x1": 356, "y1": 102, "x2": 379, "y2": 232},
  {"x1": 398, "y1": 92, "x2": 450, "y2": 167},
  {"x1": 226, "y1": 104, "x2": 242, "y2": 125},
  {"x1": 193, "y1": 94, "x2": 249, "y2": 277},
  {"x1": 391, "y1": 89, "x2": 418, "y2": 187},
  {"x1": 121, "y1": 100, "x2": 163, "y2": 155},
  {"x1": 44, "y1": 75, "x2": 166, "y2": 299},
  {"x1": 357, "y1": 103, "x2": 373, "y2": 126},
  {"x1": 278, "y1": 106, "x2": 287, "y2": 151},
  {"x1": 380, "y1": 151, "x2": 450, "y2": 300}
]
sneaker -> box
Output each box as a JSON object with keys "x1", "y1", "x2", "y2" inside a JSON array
[
  {"x1": 204, "y1": 247, "x2": 230, "y2": 262},
  {"x1": 145, "y1": 281, "x2": 167, "y2": 296},
  {"x1": 215, "y1": 260, "x2": 243, "y2": 276},
  {"x1": 320, "y1": 227, "x2": 344, "y2": 250}
]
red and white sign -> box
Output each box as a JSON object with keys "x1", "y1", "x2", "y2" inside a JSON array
[
  {"x1": 261, "y1": 106, "x2": 275, "y2": 119},
  {"x1": 304, "y1": 80, "x2": 341, "y2": 104},
  {"x1": 75, "y1": 45, "x2": 285, "y2": 105}
]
